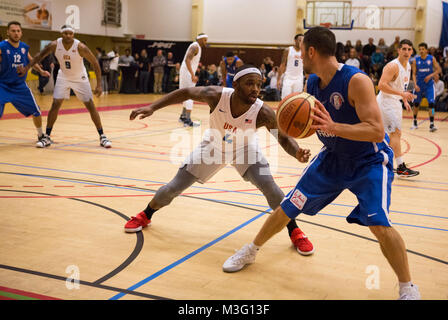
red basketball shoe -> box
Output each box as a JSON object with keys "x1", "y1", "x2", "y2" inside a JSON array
[
  {"x1": 124, "y1": 212, "x2": 151, "y2": 233},
  {"x1": 290, "y1": 228, "x2": 314, "y2": 256}
]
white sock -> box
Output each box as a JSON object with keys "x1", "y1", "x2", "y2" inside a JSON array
[
  {"x1": 399, "y1": 281, "x2": 413, "y2": 290},
  {"x1": 395, "y1": 156, "x2": 404, "y2": 167},
  {"x1": 36, "y1": 127, "x2": 43, "y2": 137},
  {"x1": 248, "y1": 242, "x2": 260, "y2": 252}
]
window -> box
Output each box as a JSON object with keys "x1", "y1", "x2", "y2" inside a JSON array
[{"x1": 103, "y1": 0, "x2": 122, "y2": 27}]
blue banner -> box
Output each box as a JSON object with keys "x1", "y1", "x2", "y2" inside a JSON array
[{"x1": 440, "y1": 1, "x2": 448, "y2": 49}]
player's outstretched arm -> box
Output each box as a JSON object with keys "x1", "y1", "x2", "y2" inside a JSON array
[
  {"x1": 311, "y1": 73, "x2": 385, "y2": 143},
  {"x1": 78, "y1": 43, "x2": 102, "y2": 96},
  {"x1": 17, "y1": 41, "x2": 56, "y2": 76},
  {"x1": 257, "y1": 104, "x2": 310, "y2": 163},
  {"x1": 130, "y1": 86, "x2": 223, "y2": 120}
]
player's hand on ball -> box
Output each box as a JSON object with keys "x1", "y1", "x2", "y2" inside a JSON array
[
  {"x1": 310, "y1": 99, "x2": 336, "y2": 135},
  {"x1": 296, "y1": 148, "x2": 311, "y2": 163},
  {"x1": 130, "y1": 106, "x2": 154, "y2": 120}
]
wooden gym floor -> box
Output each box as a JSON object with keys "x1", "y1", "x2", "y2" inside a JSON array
[{"x1": 0, "y1": 91, "x2": 447, "y2": 300}]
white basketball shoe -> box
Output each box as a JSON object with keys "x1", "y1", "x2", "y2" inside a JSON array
[
  {"x1": 398, "y1": 284, "x2": 421, "y2": 300},
  {"x1": 222, "y1": 244, "x2": 258, "y2": 273}
]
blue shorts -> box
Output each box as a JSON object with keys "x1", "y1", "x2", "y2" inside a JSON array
[
  {"x1": 0, "y1": 81, "x2": 41, "y2": 118},
  {"x1": 415, "y1": 81, "x2": 435, "y2": 105},
  {"x1": 226, "y1": 75, "x2": 234, "y2": 88},
  {"x1": 280, "y1": 147, "x2": 395, "y2": 227}
]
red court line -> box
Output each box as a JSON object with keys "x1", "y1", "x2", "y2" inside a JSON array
[
  {"x1": 0, "y1": 286, "x2": 60, "y2": 300},
  {"x1": 406, "y1": 133, "x2": 443, "y2": 169},
  {"x1": 401, "y1": 138, "x2": 410, "y2": 155},
  {"x1": 0, "y1": 296, "x2": 15, "y2": 300}
]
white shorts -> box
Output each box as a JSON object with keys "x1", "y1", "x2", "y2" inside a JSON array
[
  {"x1": 181, "y1": 140, "x2": 266, "y2": 183},
  {"x1": 377, "y1": 96, "x2": 402, "y2": 134},
  {"x1": 179, "y1": 67, "x2": 196, "y2": 110},
  {"x1": 281, "y1": 76, "x2": 304, "y2": 99},
  {"x1": 53, "y1": 77, "x2": 93, "y2": 102}
]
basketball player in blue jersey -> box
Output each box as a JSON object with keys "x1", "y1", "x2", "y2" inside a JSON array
[
  {"x1": 223, "y1": 27, "x2": 421, "y2": 300},
  {"x1": 220, "y1": 51, "x2": 243, "y2": 88},
  {"x1": 0, "y1": 21, "x2": 51, "y2": 147},
  {"x1": 125, "y1": 64, "x2": 315, "y2": 256},
  {"x1": 411, "y1": 42, "x2": 441, "y2": 132}
]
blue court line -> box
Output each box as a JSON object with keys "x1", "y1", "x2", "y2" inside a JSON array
[
  {"x1": 108, "y1": 209, "x2": 270, "y2": 300},
  {"x1": 1, "y1": 162, "x2": 447, "y2": 222}
]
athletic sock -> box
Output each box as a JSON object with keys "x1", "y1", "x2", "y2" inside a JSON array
[
  {"x1": 399, "y1": 281, "x2": 414, "y2": 290},
  {"x1": 413, "y1": 114, "x2": 418, "y2": 126},
  {"x1": 249, "y1": 242, "x2": 260, "y2": 252},
  {"x1": 286, "y1": 219, "x2": 299, "y2": 236},
  {"x1": 143, "y1": 204, "x2": 157, "y2": 220},
  {"x1": 98, "y1": 128, "x2": 104, "y2": 136},
  {"x1": 36, "y1": 127, "x2": 43, "y2": 137},
  {"x1": 46, "y1": 127, "x2": 53, "y2": 136}
]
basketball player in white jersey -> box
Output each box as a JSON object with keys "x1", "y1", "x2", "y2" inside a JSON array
[
  {"x1": 125, "y1": 64, "x2": 315, "y2": 256},
  {"x1": 178, "y1": 33, "x2": 208, "y2": 127},
  {"x1": 20, "y1": 25, "x2": 111, "y2": 148},
  {"x1": 377, "y1": 39, "x2": 418, "y2": 177},
  {"x1": 278, "y1": 34, "x2": 304, "y2": 100}
]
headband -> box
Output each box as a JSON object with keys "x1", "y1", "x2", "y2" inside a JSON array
[
  {"x1": 196, "y1": 34, "x2": 208, "y2": 40},
  {"x1": 61, "y1": 26, "x2": 75, "y2": 34},
  {"x1": 233, "y1": 67, "x2": 262, "y2": 82}
]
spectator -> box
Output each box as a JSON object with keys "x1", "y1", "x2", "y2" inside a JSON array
[
  {"x1": 377, "y1": 38, "x2": 388, "y2": 55},
  {"x1": 371, "y1": 47, "x2": 385, "y2": 72},
  {"x1": 108, "y1": 49, "x2": 119, "y2": 92},
  {"x1": 152, "y1": 49, "x2": 166, "y2": 94},
  {"x1": 362, "y1": 37, "x2": 376, "y2": 72},
  {"x1": 441, "y1": 58, "x2": 448, "y2": 83},
  {"x1": 99, "y1": 50, "x2": 111, "y2": 94},
  {"x1": 163, "y1": 51, "x2": 176, "y2": 92},
  {"x1": 389, "y1": 36, "x2": 400, "y2": 56},
  {"x1": 138, "y1": 49, "x2": 151, "y2": 94},
  {"x1": 434, "y1": 73, "x2": 448, "y2": 111},
  {"x1": 119, "y1": 48, "x2": 135, "y2": 66},
  {"x1": 263, "y1": 57, "x2": 274, "y2": 75},
  {"x1": 345, "y1": 48, "x2": 363, "y2": 70},
  {"x1": 336, "y1": 42, "x2": 346, "y2": 63},
  {"x1": 259, "y1": 63, "x2": 268, "y2": 88},
  {"x1": 265, "y1": 66, "x2": 280, "y2": 101},
  {"x1": 354, "y1": 40, "x2": 363, "y2": 55},
  {"x1": 344, "y1": 40, "x2": 353, "y2": 54},
  {"x1": 196, "y1": 63, "x2": 208, "y2": 86},
  {"x1": 168, "y1": 62, "x2": 181, "y2": 92},
  {"x1": 95, "y1": 47, "x2": 102, "y2": 60},
  {"x1": 205, "y1": 64, "x2": 219, "y2": 86},
  {"x1": 37, "y1": 53, "x2": 54, "y2": 94}
]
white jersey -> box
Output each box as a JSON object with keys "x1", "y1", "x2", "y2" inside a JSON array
[
  {"x1": 284, "y1": 46, "x2": 303, "y2": 80},
  {"x1": 180, "y1": 41, "x2": 201, "y2": 75},
  {"x1": 55, "y1": 38, "x2": 88, "y2": 82},
  {"x1": 378, "y1": 58, "x2": 411, "y2": 102},
  {"x1": 205, "y1": 88, "x2": 263, "y2": 153}
]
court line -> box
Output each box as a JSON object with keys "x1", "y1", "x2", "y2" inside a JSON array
[{"x1": 109, "y1": 209, "x2": 270, "y2": 300}]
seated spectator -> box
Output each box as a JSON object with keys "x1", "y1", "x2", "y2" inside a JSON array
[
  {"x1": 362, "y1": 37, "x2": 376, "y2": 73},
  {"x1": 354, "y1": 40, "x2": 363, "y2": 55},
  {"x1": 336, "y1": 42, "x2": 346, "y2": 63},
  {"x1": 371, "y1": 47, "x2": 385, "y2": 72},
  {"x1": 377, "y1": 38, "x2": 388, "y2": 55},
  {"x1": 263, "y1": 57, "x2": 274, "y2": 74},
  {"x1": 344, "y1": 40, "x2": 353, "y2": 54},
  {"x1": 205, "y1": 64, "x2": 219, "y2": 86},
  {"x1": 435, "y1": 73, "x2": 448, "y2": 111},
  {"x1": 196, "y1": 63, "x2": 208, "y2": 86},
  {"x1": 345, "y1": 48, "x2": 363, "y2": 70}
]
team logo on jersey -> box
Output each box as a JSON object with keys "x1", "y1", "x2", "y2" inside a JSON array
[
  {"x1": 404, "y1": 77, "x2": 409, "y2": 82},
  {"x1": 21, "y1": 48, "x2": 26, "y2": 54},
  {"x1": 427, "y1": 60, "x2": 431, "y2": 65},
  {"x1": 6, "y1": 50, "x2": 10, "y2": 54},
  {"x1": 330, "y1": 92, "x2": 344, "y2": 110}
]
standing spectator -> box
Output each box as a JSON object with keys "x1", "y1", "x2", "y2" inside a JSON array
[
  {"x1": 37, "y1": 53, "x2": 54, "y2": 94},
  {"x1": 265, "y1": 66, "x2": 280, "y2": 101},
  {"x1": 118, "y1": 48, "x2": 135, "y2": 66},
  {"x1": 168, "y1": 62, "x2": 181, "y2": 92},
  {"x1": 362, "y1": 37, "x2": 376, "y2": 73},
  {"x1": 152, "y1": 49, "x2": 166, "y2": 94},
  {"x1": 108, "y1": 49, "x2": 119, "y2": 92},
  {"x1": 163, "y1": 51, "x2": 175, "y2": 92},
  {"x1": 259, "y1": 63, "x2": 268, "y2": 88},
  {"x1": 138, "y1": 49, "x2": 151, "y2": 94},
  {"x1": 99, "y1": 50, "x2": 111, "y2": 94}
]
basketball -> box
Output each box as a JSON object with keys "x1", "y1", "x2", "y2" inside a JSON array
[{"x1": 276, "y1": 92, "x2": 317, "y2": 139}]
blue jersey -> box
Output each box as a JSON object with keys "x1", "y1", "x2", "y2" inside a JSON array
[
  {"x1": 306, "y1": 64, "x2": 390, "y2": 159},
  {"x1": 224, "y1": 56, "x2": 239, "y2": 78},
  {"x1": 0, "y1": 40, "x2": 30, "y2": 85},
  {"x1": 414, "y1": 54, "x2": 434, "y2": 86}
]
